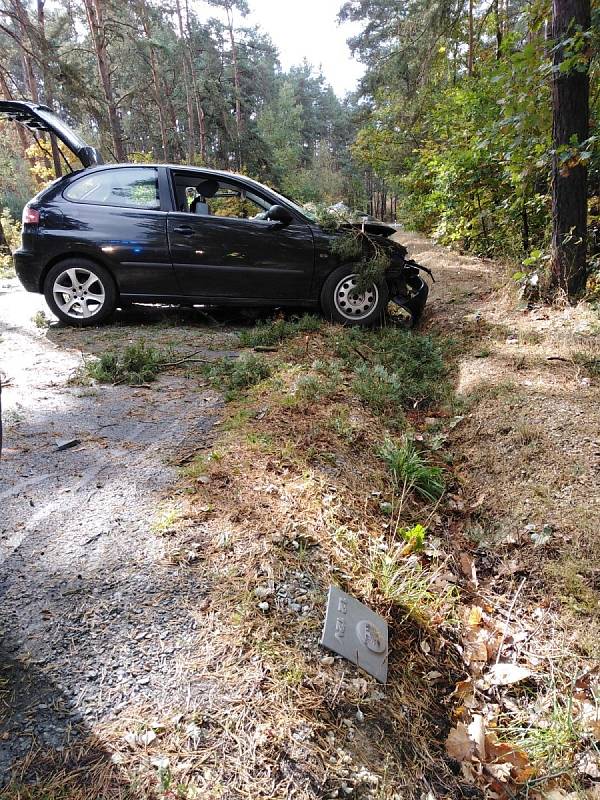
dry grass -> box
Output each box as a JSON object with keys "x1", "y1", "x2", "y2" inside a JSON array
[{"x1": 4, "y1": 323, "x2": 467, "y2": 800}]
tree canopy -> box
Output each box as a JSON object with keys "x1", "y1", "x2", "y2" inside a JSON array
[{"x1": 0, "y1": 0, "x2": 598, "y2": 294}]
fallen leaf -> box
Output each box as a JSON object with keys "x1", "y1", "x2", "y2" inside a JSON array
[
  {"x1": 446, "y1": 722, "x2": 475, "y2": 761},
  {"x1": 470, "y1": 493, "x2": 486, "y2": 509},
  {"x1": 468, "y1": 714, "x2": 486, "y2": 761},
  {"x1": 123, "y1": 729, "x2": 157, "y2": 748},
  {"x1": 459, "y1": 553, "x2": 478, "y2": 585},
  {"x1": 486, "y1": 663, "x2": 533, "y2": 686},
  {"x1": 485, "y1": 734, "x2": 530, "y2": 770},
  {"x1": 577, "y1": 751, "x2": 600, "y2": 779},
  {"x1": 575, "y1": 700, "x2": 600, "y2": 739},
  {"x1": 452, "y1": 678, "x2": 473, "y2": 698},
  {"x1": 485, "y1": 762, "x2": 512, "y2": 782}
]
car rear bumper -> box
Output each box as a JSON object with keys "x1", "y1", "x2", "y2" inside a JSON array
[{"x1": 14, "y1": 249, "x2": 42, "y2": 293}]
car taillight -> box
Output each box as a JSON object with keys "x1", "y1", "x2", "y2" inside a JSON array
[{"x1": 23, "y1": 206, "x2": 40, "y2": 224}]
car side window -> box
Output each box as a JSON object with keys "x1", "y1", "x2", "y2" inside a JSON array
[
  {"x1": 173, "y1": 174, "x2": 269, "y2": 219},
  {"x1": 64, "y1": 168, "x2": 160, "y2": 210},
  {"x1": 208, "y1": 186, "x2": 265, "y2": 219}
]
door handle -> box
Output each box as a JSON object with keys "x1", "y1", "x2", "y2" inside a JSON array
[{"x1": 173, "y1": 224, "x2": 195, "y2": 236}]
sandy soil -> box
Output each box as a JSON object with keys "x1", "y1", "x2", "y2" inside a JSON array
[{"x1": 396, "y1": 231, "x2": 600, "y2": 653}]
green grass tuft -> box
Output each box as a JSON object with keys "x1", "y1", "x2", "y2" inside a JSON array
[
  {"x1": 378, "y1": 438, "x2": 445, "y2": 502},
  {"x1": 368, "y1": 542, "x2": 455, "y2": 624},
  {"x1": 238, "y1": 315, "x2": 322, "y2": 348}
]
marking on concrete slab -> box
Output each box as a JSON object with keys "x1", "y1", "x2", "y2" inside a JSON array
[{"x1": 320, "y1": 586, "x2": 388, "y2": 683}]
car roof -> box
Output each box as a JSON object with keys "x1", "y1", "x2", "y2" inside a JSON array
[{"x1": 83, "y1": 163, "x2": 251, "y2": 181}]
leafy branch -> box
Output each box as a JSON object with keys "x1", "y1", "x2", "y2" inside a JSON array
[{"x1": 313, "y1": 206, "x2": 391, "y2": 292}]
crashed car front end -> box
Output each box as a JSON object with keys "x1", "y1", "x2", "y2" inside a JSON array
[{"x1": 339, "y1": 221, "x2": 433, "y2": 325}]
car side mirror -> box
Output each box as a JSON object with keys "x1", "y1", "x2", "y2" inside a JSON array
[{"x1": 265, "y1": 204, "x2": 293, "y2": 226}]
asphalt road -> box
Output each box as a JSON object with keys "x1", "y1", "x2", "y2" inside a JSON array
[{"x1": 0, "y1": 281, "x2": 222, "y2": 782}]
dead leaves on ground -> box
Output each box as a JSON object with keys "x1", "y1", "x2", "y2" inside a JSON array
[
  {"x1": 445, "y1": 592, "x2": 600, "y2": 799},
  {"x1": 445, "y1": 715, "x2": 534, "y2": 794},
  {"x1": 445, "y1": 599, "x2": 537, "y2": 796}
]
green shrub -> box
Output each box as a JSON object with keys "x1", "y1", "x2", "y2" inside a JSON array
[
  {"x1": 203, "y1": 353, "x2": 271, "y2": 400},
  {"x1": 331, "y1": 327, "x2": 448, "y2": 416},
  {"x1": 0, "y1": 207, "x2": 21, "y2": 278},
  {"x1": 352, "y1": 363, "x2": 407, "y2": 423},
  {"x1": 85, "y1": 341, "x2": 166, "y2": 385},
  {"x1": 378, "y1": 438, "x2": 445, "y2": 502}
]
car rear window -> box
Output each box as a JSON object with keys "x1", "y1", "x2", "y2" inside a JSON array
[{"x1": 64, "y1": 167, "x2": 159, "y2": 209}]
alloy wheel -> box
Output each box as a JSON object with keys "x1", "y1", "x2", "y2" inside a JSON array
[{"x1": 52, "y1": 267, "x2": 106, "y2": 320}]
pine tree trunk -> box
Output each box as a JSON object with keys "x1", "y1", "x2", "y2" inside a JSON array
[
  {"x1": 550, "y1": 0, "x2": 590, "y2": 296},
  {"x1": 183, "y1": 0, "x2": 207, "y2": 164},
  {"x1": 36, "y1": 0, "x2": 62, "y2": 176},
  {"x1": 83, "y1": 0, "x2": 127, "y2": 161},
  {"x1": 174, "y1": 0, "x2": 195, "y2": 163},
  {"x1": 10, "y1": 0, "x2": 38, "y2": 101},
  {"x1": 137, "y1": 0, "x2": 169, "y2": 161}
]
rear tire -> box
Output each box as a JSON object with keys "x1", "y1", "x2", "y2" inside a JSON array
[
  {"x1": 44, "y1": 258, "x2": 117, "y2": 327},
  {"x1": 320, "y1": 265, "x2": 388, "y2": 326}
]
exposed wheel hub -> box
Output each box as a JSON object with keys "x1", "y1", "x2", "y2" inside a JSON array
[{"x1": 334, "y1": 274, "x2": 378, "y2": 321}]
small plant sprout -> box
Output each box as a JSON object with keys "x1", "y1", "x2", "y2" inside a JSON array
[
  {"x1": 32, "y1": 310, "x2": 50, "y2": 328},
  {"x1": 400, "y1": 523, "x2": 427, "y2": 553}
]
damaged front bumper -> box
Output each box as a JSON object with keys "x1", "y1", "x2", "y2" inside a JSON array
[{"x1": 386, "y1": 260, "x2": 433, "y2": 323}]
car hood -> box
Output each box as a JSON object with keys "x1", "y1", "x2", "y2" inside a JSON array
[{"x1": 341, "y1": 221, "x2": 398, "y2": 238}]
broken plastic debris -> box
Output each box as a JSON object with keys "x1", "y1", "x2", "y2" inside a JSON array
[{"x1": 55, "y1": 438, "x2": 81, "y2": 451}]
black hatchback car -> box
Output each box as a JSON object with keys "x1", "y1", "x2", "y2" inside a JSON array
[{"x1": 1, "y1": 100, "x2": 429, "y2": 328}]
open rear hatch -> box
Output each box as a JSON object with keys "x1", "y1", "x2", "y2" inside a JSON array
[{"x1": 0, "y1": 100, "x2": 103, "y2": 170}]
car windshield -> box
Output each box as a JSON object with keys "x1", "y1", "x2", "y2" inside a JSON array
[{"x1": 269, "y1": 189, "x2": 318, "y2": 222}]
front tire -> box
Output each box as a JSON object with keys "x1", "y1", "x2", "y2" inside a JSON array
[
  {"x1": 44, "y1": 258, "x2": 117, "y2": 327},
  {"x1": 320, "y1": 265, "x2": 389, "y2": 326}
]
